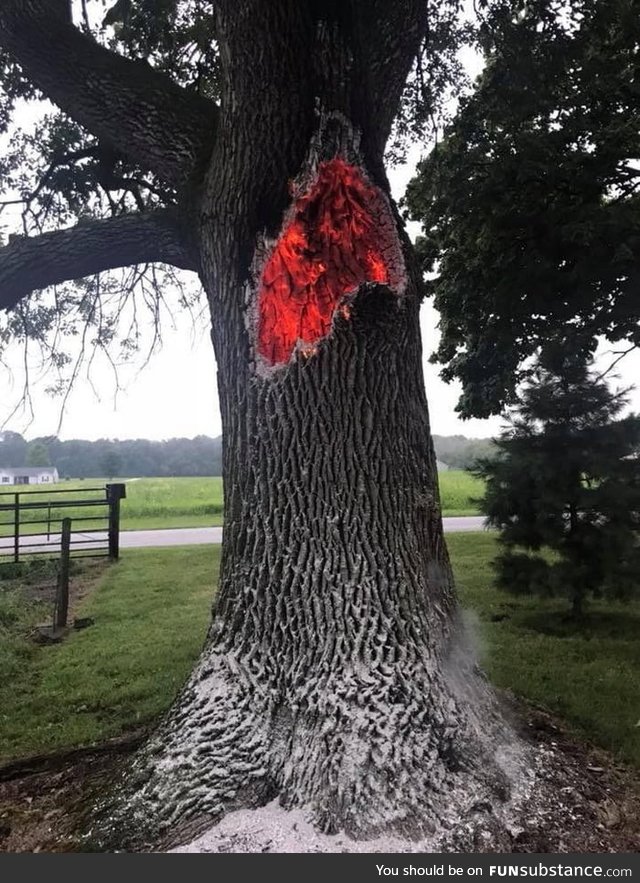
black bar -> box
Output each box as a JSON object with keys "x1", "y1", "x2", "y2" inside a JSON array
[
  {"x1": 0, "y1": 538, "x2": 107, "y2": 550},
  {"x1": 0, "y1": 551, "x2": 109, "y2": 560},
  {"x1": 55, "y1": 518, "x2": 71, "y2": 629},
  {"x1": 0, "y1": 487, "x2": 105, "y2": 496},
  {"x1": 68, "y1": 525, "x2": 109, "y2": 532},
  {"x1": 0, "y1": 535, "x2": 108, "y2": 548},
  {"x1": 13, "y1": 493, "x2": 19, "y2": 564},
  {"x1": 0, "y1": 516, "x2": 109, "y2": 529},
  {"x1": 0, "y1": 498, "x2": 109, "y2": 511},
  {"x1": 69, "y1": 553, "x2": 110, "y2": 560},
  {"x1": 106, "y1": 484, "x2": 125, "y2": 561},
  {"x1": 0, "y1": 534, "x2": 107, "y2": 554}
]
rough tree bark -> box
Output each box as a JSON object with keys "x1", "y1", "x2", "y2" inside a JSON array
[
  {"x1": 0, "y1": 0, "x2": 525, "y2": 852},
  {"x1": 88, "y1": 1, "x2": 522, "y2": 852}
]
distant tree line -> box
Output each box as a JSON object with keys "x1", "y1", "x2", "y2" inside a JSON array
[
  {"x1": 0, "y1": 432, "x2": 495, "y2": 477},
  {"x1": 0, "y1": 432, "x2": 223, "y2": 478},
  {"x1": 432, "y1": 435, "x2": 496, "y2": 471}
]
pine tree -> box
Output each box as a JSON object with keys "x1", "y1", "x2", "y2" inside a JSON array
[{"x1": 477, "y1": 353, "x2": 640, "y2": 618}]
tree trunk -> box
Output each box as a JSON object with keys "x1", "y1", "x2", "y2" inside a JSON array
[
  {"x1": 90, "y1": 2, "x2": 523, "y2": 851},
  {"x1": 568, "y1": 501, "x2": 585, "y2": 619}
]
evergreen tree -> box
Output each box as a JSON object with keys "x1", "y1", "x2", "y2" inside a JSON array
[{"x1": 477, "y1": 354, "x2": 640, "y2": 617}]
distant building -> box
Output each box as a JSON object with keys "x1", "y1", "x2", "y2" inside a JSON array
[
  {"x1": 436, "y1": 460, "x2": 450, "y2": 471},
  {"x1": 0, "y1": 466, "x2": 59, "y2": 486}
]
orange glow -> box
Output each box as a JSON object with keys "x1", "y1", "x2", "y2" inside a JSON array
[{"x1": 257, "y1": 158, "x2": 391, "y2": 365}]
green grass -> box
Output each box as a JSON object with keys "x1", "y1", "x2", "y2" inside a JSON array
[
  {"x1": 0, "y1": 476, "x2": 226, "y2": 536},
  {"x1": 1, "y1": 471, "x2": 481, "y2": 538},
  {"x1": 439, "y1": 470, "x2": 484, "y2": 516},
  {"x1": 1, "y1": 534, "x2": 637, "y2": 768},
  {"x1": 448, "y1": 533, "x2": 640, "y2": 768},
  {"x1": 0, "y1": 547, "x2": 219, "y2": 759}
]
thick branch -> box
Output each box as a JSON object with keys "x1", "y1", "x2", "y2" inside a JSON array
[
  {"x1": 352, "y1": 0, "x2": 428, "y2": 153},
  {"x1": 0, "y1": 211, "x2": 197, "y2": 312},
  {"x1": 0, "y1": 1, "x2": 217, "y2": 191}
]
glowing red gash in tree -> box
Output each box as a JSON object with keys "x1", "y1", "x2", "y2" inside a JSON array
[{"x1": 257, "y1": 157, "x2": 403, "y2": 364}]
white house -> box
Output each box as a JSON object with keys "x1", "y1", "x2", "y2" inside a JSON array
[{"x1": 0, "y1": 466, "x2": 59, "y2": 486}]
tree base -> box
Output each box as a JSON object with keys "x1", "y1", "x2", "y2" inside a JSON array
[
  {"x1": 3, "y1": 698, "x2": 638, "y2": 854},
  {"x1": 83, "y1": 632, "x2": 527, "y2": 852}
]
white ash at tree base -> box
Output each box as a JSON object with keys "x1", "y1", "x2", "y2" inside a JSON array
[
  {"x1": 170, "y1": 736, "x2": 640, "y2": 854},
  {"x1": 0, "y1": 700, "x2": 638, "y2": 852},
  {"x1": 169, "y1": 746, "x2": 542, "y2": 854}
]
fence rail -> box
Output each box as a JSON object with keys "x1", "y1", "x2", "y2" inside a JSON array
[{"x1": 0, "y1": 483, "x2": 126, "y2": 563}]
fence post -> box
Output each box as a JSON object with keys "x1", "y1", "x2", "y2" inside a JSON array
[
  {"x1": 106, "y1": 483, "x2": 126, "y2": 561},
  {"x1": 13, "y1": 492, "x2": 19, "y2": 564},
  {"x1": 55, "y1": 517, "x2": 71, "y2": 630}
]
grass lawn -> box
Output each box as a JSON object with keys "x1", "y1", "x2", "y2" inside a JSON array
[
  {"x1": 448, "y1": 533, "x2": 640, "y2": 768},
  {"x1": 0, "y1": 477, "x2": 226, "y2": 536},
  {"x1": 2, "y1": 533, "x2": 635, "y2": 767},
  {"x1": 0, "y1": 548, "x2": 219, "y2": 759},
  {"x1": 1, "y1": 471, "x2": 482, "y2": 539},
  {"x1": 438, "y1": 470, "x2": 485, "y2": 516}
]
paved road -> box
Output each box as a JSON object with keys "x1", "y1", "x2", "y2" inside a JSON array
[{"x1": 0, "y1": 516, "x2": 486, "y2": 556}]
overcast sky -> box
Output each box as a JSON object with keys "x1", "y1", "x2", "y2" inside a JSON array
[{"x1": 1, "y1": 45, "x2": 639, "y2": 443}]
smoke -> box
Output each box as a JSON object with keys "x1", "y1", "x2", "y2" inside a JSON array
[{"x1": 441, "y1": 605, "x2": 534, "y2": 801}]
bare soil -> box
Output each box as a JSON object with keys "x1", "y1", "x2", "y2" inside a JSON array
[{"x1": 0, "y1": 698, "x2": 637, "y2": 853}]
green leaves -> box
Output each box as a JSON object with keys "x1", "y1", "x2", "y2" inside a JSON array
[{"x1": 405, "y1": 0, "x2": 640, "y2": 418}]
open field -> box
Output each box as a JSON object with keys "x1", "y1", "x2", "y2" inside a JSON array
[
  {"x1": 0, "y1": 471, "x2": 483, "y2": 540},
  {"x1": 0, "y1": 477, "x2": 225, "y2": 537},
  {"x1": 1, "y1": 533, "x2": 637, "y2": 768}
]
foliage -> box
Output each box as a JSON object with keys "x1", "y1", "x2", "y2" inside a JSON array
[
  {"x1": 0, "y1": 431, "x2": 489, "y2": 483},
  {"x1": 476, "y1": 353, "x2": 640, "y2": 615},
  {"x1": 0, "y1": 432, "x2": 223, "y2": 478},
  {"x1": 2, "y1": 537, "x2": 638, "y2": 766},
  {"x1": 0, "y1": 430, "x2": 26, "y2": 466},
  {"x1": 432, "y1": 433, "x2": 496, "y2": 470},
  {"x1": 0, "y1": 0, "x2": 470, "y2": 408},
  {"x1": 100, "y1": 449, "x2": 122, "y2": 479},
  {"x1": 405, "y1": 0, "x2": 640, "y2": 418},
  {"x1": 25, "y1": 439, "x2": 50, "y2": 467}
]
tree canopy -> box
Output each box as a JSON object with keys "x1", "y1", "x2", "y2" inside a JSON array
[
  {"x1": 0, "y1": 430, "x2": 223, "y2": 476},
  {"x1": 0, "y1": 0, "x2": 467, "y2": 395},
  {"x1": 405, "y1": 0, "x2": 640, "y2": 418}
]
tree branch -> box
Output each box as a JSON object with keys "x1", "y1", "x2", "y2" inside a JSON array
[
  {"x1": 0, "y1": 1, "x2": 218, "y2": 191},
  {"x1": 0, "y1": 210, "x2": 198, "y2": 312},
  {"x1": 352, "y1": 0, "x2": 429, "y2": 153}
]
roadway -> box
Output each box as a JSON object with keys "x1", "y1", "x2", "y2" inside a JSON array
[{"x1": 0, "y1": 516, "x2": 486, "y2": 556}]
